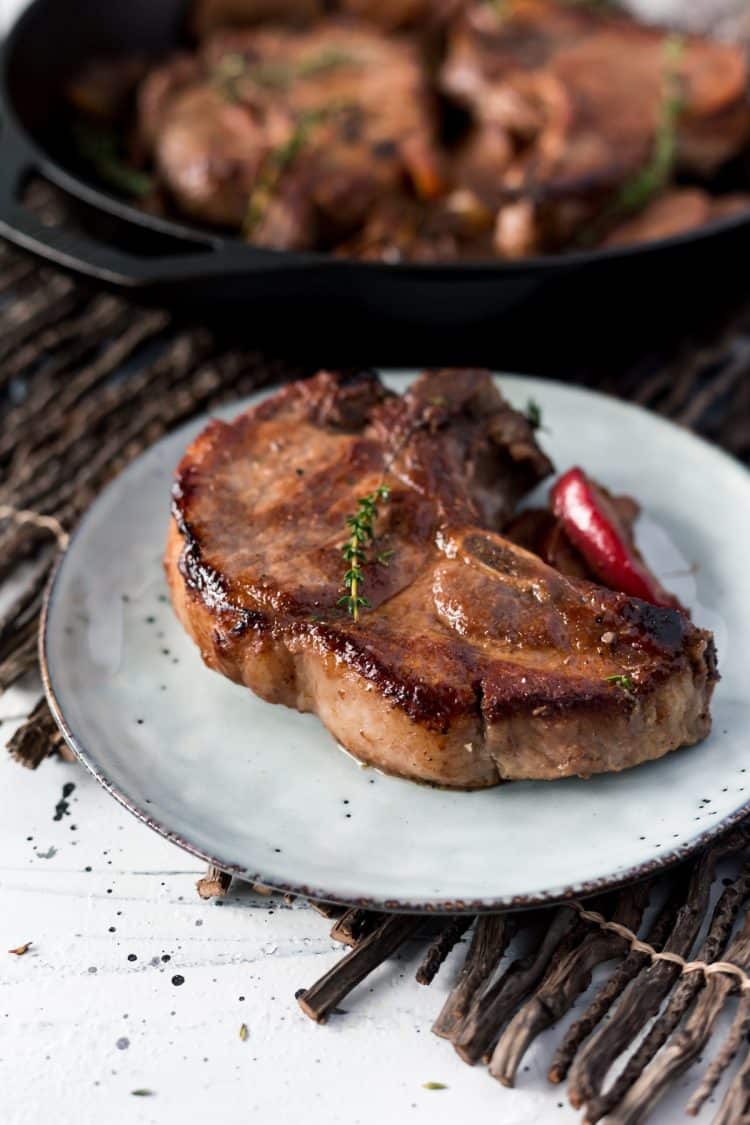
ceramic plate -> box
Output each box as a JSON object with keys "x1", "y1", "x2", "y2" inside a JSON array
[{"x1": 42, "y1": 373, "x2": 750, "y2": 912}]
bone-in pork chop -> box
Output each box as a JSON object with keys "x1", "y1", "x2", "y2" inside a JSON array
[{"x1": 165, "y1": 370, "x2": 717, "y2": 787}]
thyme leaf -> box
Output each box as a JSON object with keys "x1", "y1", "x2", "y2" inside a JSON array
[
  {"x1": 422, "y1": 1082, "x2": 448, "y2": 1090},
  {"x1": 243, "y1": 103, "x2": 352, "y2": 238},
  {"x1": 605, "y1": 674, "x2": 635, "y2": 692},
  {"x1": 72, "y1": 120, "x2": 154, "y2": 199},
  {"x1": 525, "y1": 398, "x2": 544, "y2": 431},
  {"x1": 340, "y1": 484, "x2": 390, "y2": 622},
  {"x1": 614, "y1": 35, "x2": 684, "y2": 216},
  {"x1": 214, "y1": 47, "x2": 355, "y2": 99},
  {"x1": 297, "y1": 47, "x2": 356, "y2": 79},
  {"x1": 212, "y1": 52, "x2": 251, "y2": 100}
]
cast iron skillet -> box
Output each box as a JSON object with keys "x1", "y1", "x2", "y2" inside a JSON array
[{"x1": 1, "y1": 0, "x2": 749, "y2": 365}]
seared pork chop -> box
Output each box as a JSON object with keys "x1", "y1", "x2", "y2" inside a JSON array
[
  {"x1": 165, "y1": 370, "x2": 717, "y2": 788},
  {"x1": 441, "y1": 0, "x2": 750, "y2": 255},
  {"x1": 139, "y1": 21, "x2": 441, "y2": 242}
]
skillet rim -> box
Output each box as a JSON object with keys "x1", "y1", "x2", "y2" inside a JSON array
[{"x1": 3, "y1": 0, "x2": 750, "y2": 279}]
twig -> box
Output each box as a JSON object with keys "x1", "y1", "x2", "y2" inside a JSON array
[
  {"x1": 6, "y1": 698, "x2": 69, "y2": 768},
  {"x1": 489, "y1": 884, "x2": 649, "y2": 1086},
  {"x1": 0, "y1": 622, "x2": 38, "y2": 693},
  {"x1": 196, "y1": 866, "x2": 232, "y2": 899},
  {"x1": 587, "y1": 867, "x2": 750, "y2": 1123},
  {"x1": 454, "y1": 906, "x2": 577, "y2": 1064},
  {"x1": 685, "y1": 908, "x2": 750, "y2": 1116},
  {"x1": 550, "y1": 876, "x2": 686, "y2": 1086},
  {"x1": 432, "y1": 915, "x2": 513, "y2": 1040},
  {"x1": 416, "y1": 915, "x2": 474, "y2": 986},
  {"x1": 330, "y1": 908, "x2": 381, "y2": 947},
  {"x1": 711, "y1": 1038, "x2": 750, "y2": 1125},
  {"x1": 0, "y1": 550, "x2": 53, "y2": 648},
  {"x1": 297, "y1": 914, "x2": 422, "y2": 1023},
  {"x1": 568, "y1": 845, "x2": 727, "y2": 1115}
]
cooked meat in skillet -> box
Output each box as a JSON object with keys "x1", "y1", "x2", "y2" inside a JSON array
[
  {"x1": 339, "y1": 0, "x2": 463, "y2": 32},
  {"x1": 191, "y1": 0, "x2": 324, "y2": 39},
  {"x1": 332, "y1": 193, "x2": 470, "y2": 261},
  {"x1": 165, "y1": 370, "x2": 717, "y2": 788},
  {"x1": 441, "y1": 0, "x2": 750, "y2": 255},
  {"x1": 603, "y1": 188, "x2": 750, "y2": 248},
  {"x1": 67, "y1": 0, "x2": 750, "y2": 255},
  {"x1": 138, "y1": 21, "x2": 442, "y2": 242},
  {"x1": 191, "y1": 0, "x2": 463, "y2": 35}
]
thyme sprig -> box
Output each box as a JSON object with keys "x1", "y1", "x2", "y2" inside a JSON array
[
  {"x1": 606, "y1": 673, "x2": 635, "y2": 693},
  {"x1": 614, "y1": 34, "x2": 685, "y2": 216},
  {"x1": 72, "y1": 120, "x2": 154, "y2": 199},
  {"x1": 525, "y1": 398, "x2": 545, "y2": 431},
  {"x1": 338, "y1": 485, "x2": 390, "y2": 621},
  {"x1": 336, "y1": 394, "x2": 452, "y2": 622},
  {"x1": 213, "y1": 47, "x2": 355, "y2": 100},
  {"x1": 243, "y1": 102, "x2": 353, "y2": 238}
]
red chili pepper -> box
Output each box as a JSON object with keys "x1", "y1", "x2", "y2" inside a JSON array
[{"x1": 551, "y1": 467, "x2": 683, "y2": 610}]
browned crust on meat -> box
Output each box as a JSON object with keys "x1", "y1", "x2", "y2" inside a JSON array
[{"x1": 165, "y1": 369, "x2": 717, "y2": 788}]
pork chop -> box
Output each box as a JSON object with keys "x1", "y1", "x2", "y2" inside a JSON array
[
  {"x1": 441, "y1": 0, "x2": 750, "y2": 255},
  {"x1": 165, "y1": 370, "x2": 717, "y2": 788},
  {"x1": 139, "y1": 21, "x2": 442, "y2": 242}
]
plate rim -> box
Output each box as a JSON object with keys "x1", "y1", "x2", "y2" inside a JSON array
[{"x1": 40, "y1": 373, "x2": 750, "y2": 914}]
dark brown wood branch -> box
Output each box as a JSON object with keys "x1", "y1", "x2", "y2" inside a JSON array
[
  {"x1": 0, "y1": 279, "x2": 79, "y2": 365},
  {"x1": 6, "y1": 698, "x2": 70, "y2": 768},
  {"x1": 568, "y1": 845, "x2": 725, "y2": 1114},
  {"x1": 0, "y1": 621, "x2": 38, "y2": 693},
  {"x1": 711, "y1": 1035, "x2": 750, "y2": 1125},
  {"x1": 454, "y1": 906, "x2": 577, "y2": 1064},
  {"x1": 13, "y1": 344, "x2": 257, "y2": 516},
  {"x1": 432, "y1": 914, "x2": 514, "y2": 1041},
  {"x1": 0, "y1": 257, "x2": 38, "y2": 295},
  {"x1": 689, "y1": 993, "x2": 750, "y2": 1118},
  {"x1": 684, "y1": 908, "x2": 750, "y2": 1116},
  {"x1": 330, "y1": 908, "x2": 381, "y2": 947},
  {"x1": 0, "y1": 551, "x2": 53, "y2": 649},
  {"x1": 416, "y1": 915, "x2": 474, "y2": 986},
  {"x1": 490, "y1": 883, "x2": 649, "y2": 1087},
  {"x1": 297, "y1": 914, "x2": 423, "y2": 1023},
  {"x1": 0, "y1": 349, "x2": 254, "y2": 584},
  {"x1": 584, "y1": 867, "x2": 750, "y2": 1124},
  {"x1": 0, "y1": 308, "x2": 170, "y2": 464},
  {"x1": 196, "y1": 866, "x2": 232, "y2": 899},
  {"x1": 550, "y1": 873, "x2": 686, "y2": 1086},
  {"x1": 0, "y1": 305, "x2": 133, "y2": 404},
  {"x1": 614, "y1": 910, "x2": 750, "y2": 1124},
  {"x1": 2, "y1": 330, "x2": 216, "y2": 507},
  {"x1": 0, "y1": 293, "x2": 124, "y2": 387}
]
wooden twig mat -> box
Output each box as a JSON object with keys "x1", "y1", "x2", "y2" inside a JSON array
[{"x1": 2, "y1": 190, "x2": 750, "y2": 1123}]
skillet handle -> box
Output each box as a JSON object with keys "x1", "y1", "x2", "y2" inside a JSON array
[{"x1": 0, "y1": 123, "x2": 290, "y2": 288}]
